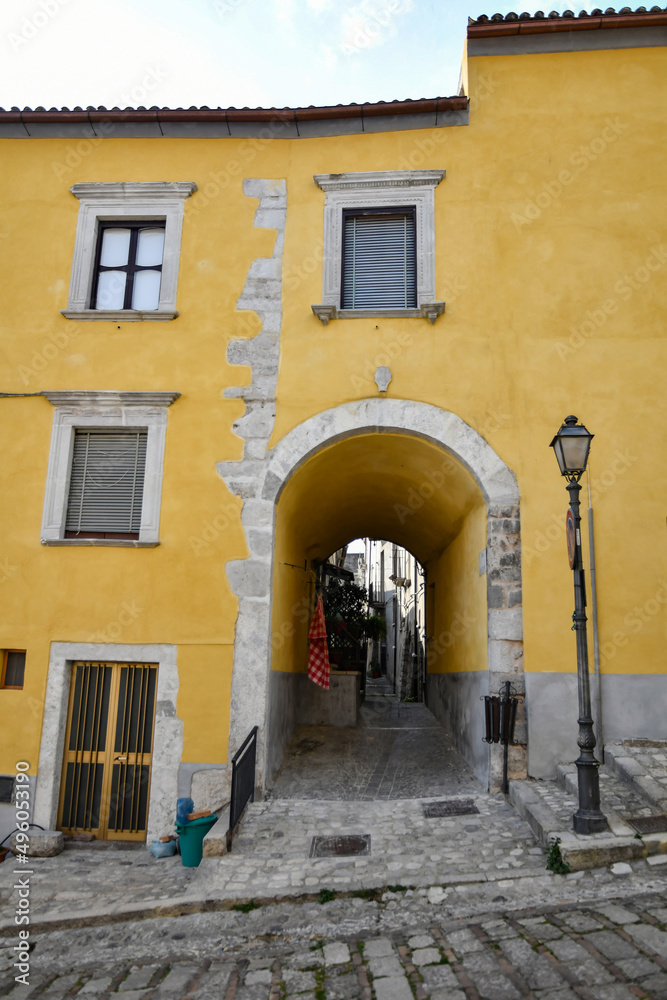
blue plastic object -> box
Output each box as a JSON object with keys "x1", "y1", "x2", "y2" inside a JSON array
[
  {"x1": 149, "y1": 839, "x2": 177, "y2": 859},
  {"x1": 176, "y1": 797, "x2": 194, "y2": 824}
]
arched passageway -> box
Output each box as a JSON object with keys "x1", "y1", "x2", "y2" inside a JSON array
[{"x1": 222, "y1": 399, "x2": 524, "y2": 794}]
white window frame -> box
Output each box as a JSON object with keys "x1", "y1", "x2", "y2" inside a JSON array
[
  {"x1": 311, "y1": 170, "x2": 446, "y2": 326},
  {"x1": 41, "y1": 391, "x2": 180, "y2": 546},
  {"x1": 62, "y1": 182, "x2": 197, "y2": 322}
]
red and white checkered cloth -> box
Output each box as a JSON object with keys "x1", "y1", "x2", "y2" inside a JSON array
[{"x1": 307, "y1": 594, "x2": 330, "y2": 690}]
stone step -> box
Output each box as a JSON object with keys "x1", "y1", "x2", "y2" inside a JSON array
[
  {"x1": 604, "y1": 743, "x2": 667, "y2": 813},
  {"x1": 509, "y1": 776, "x2": 667, "y2": 872},
  {"x1": 202, "y1": 803, "x2": 231, "y2": 857}
]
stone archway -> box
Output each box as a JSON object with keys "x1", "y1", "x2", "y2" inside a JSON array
[{"x1": 219, "y1": 398, "x2": 524, "y2": 793}]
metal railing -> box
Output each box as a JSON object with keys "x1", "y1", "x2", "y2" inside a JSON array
[{"x1": 226, "y1": 726, "x2": 258, "y2": 852}]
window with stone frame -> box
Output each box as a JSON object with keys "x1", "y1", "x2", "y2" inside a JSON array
[{"x1": 311, "y1": 169, "x2": 446, "y2": 325}]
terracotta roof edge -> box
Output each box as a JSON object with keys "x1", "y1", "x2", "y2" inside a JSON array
[
  {"x1": 0, "y1": 97, "x2": 468, "y2": 124},
  {"x1": 468, "y1": 8, "x2": 667, "y2": 37}
]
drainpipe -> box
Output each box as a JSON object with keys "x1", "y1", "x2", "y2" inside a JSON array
[{"x1": 587, "y1": 469, "x2": 603, "y2": 760}]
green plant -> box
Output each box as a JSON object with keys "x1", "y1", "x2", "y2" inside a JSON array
[
  {"x1": 322, "y1": 579, "x2": 386, "y2": 668},
  {"x1": 386, "y1": 884, "x2": 407, "y2": 893},
  {"x1": 546, "y1": 837, "x2": 571, "y2": 874},
  {"x1": 314, "y1": 967, "x2": 326, "y2": 1000},
  {"x1": 309, "y1": 939, "x2": 324, "y2": 951},
  {"x1": 232, "y1": 899, "x2": 258, "y2": 913},
  {"x1": 352, "y1": 888, "x2": 382, "y2": 901},
  {"x1": 318, "y1": 888, "x2": 336, "y2": 904}
]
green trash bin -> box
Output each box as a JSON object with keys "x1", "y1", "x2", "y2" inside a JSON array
[{"x1": 175, "y1": 813, "x2": 219, "y2": 867}]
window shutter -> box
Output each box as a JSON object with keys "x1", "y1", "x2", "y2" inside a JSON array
[
  {"x1": 342, "y1": 211, "x2": 417, "y2": 309},
  {"x1": 66, "y1": 430, "x2": 147, "y2": 536}
]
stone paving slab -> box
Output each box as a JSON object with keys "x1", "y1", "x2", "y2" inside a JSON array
[
  {"x1": 2, "y1": 875, "x2": 667, "y2": 998},
  {"x1": 197, "y1": 794, "x2": 546, "y2": 899},
  {"x1": 269, "y1": 693, "x2": 482, "y2": 801}
]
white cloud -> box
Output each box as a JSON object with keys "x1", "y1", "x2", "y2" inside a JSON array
[{"x1": 340, "y1": 0, "x2": 414, "y2": 55}]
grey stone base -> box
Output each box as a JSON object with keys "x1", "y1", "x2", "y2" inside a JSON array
[
  {"x1": 266, "y1": 670, "x2": 298, "y2": 787},
  {"x1": 9, "y1": 829, "x2": 63, "y2": 857},
  {"x1": 427, "y1": 671, "x2": 490, "y2": 787},
  {"x1": 525, "y1": 671, "x2": 667, "y2": 779},
  {"x1": 296, "y1": 672, "x2": 361, "y2": 727}
]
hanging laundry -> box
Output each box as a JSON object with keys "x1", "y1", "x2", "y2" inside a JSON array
[{"x1": 307, "y1": 593, "x2": 330, "y2": 690}]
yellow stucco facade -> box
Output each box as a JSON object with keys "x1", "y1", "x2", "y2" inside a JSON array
[{"x1": 0, "y1": 11, "x2": 665, "y2": 839}]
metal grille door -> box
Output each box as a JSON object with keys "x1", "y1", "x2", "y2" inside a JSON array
[{"x1": 58, "y1": 662, "x2": 157, "y2": 841}]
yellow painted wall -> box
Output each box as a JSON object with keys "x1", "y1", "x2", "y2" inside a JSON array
[
  {"x1": 1, "y1": 37, "x2": 666, "y2": 777},
  {"x1": 177, "y1": 644, "x2": 233, "y2": 763},
  {"x1": 426, "y1": 503, "x2": 488, "y2": 676}
]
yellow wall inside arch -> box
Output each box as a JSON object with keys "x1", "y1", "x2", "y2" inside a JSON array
[{"x1": 271, "y1": 432, "x2": 487, "y2": 676}]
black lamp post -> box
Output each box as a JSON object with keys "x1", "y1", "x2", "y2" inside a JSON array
[{"x1": 550, "y1": 415, "x2": 608, "y2": 835}]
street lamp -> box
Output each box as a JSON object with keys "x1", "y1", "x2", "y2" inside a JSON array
[{"x1": 550, "y1": 415, "x2": 608, "y2": 835}]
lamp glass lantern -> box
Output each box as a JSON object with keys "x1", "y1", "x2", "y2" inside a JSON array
[{"x1": 550, "y1": 415, "x2": 594, "y2": 480}]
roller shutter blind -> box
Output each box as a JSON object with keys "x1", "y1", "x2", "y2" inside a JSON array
[
  {"x1": 65, "y1": 430, "x2": 147, "y2": 538},
  {"x1": 342, "y1": 209, "x2": 417, "y2": 309}
]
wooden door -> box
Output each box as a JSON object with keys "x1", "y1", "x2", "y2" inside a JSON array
[{"x1": 58, "y1": 661, "x2": 157, "y2": 841}]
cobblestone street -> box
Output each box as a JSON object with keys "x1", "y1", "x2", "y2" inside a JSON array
[
  {"x1": 2, "y1": 874, "x2": 667, "y2": 998},
  {"x1": 2, "y1": 692, "x2": 666, "y2": 998}
]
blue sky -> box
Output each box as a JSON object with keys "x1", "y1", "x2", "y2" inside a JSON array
[{"x1": 1, "y1": 0, "x2": 601, "y2": 110}]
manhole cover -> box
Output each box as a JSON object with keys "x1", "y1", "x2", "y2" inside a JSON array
[
  {"x1": 294, "y1": 739, "x2": 324, "y2": 755},
  {"x1": 627, "y1": 815, "x2": 667, "y2": 834},
  {"x1": 310, "y1": 835, "x2": 371, "y2": 858},
  {"x1": 423, "y1": 799, "x2": 479, "y2": 818}
]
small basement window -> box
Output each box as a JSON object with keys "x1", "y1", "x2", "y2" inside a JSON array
[
  {"x1": 0, "y1": 776, "x2": 14, "y2": 802},
  {"x1": 1, "y1": 650, "x2": 26, "y2": 689}
]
